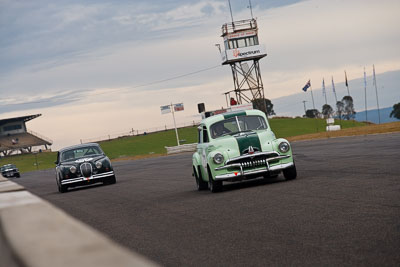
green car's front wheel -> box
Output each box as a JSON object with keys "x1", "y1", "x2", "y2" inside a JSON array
[
  {"x1": 194, "y1": 166, "x2": 208, "y2": 191},
  {"x1": 207, "y1": 166, "x2": 222, "y2": 193},
  {"x1": 283, "y1": 163, "x2": 297, "y2": 180}
]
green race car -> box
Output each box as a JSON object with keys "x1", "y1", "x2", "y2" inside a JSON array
[{"x1": 192, "y1": 109, "x2": 297, "y2": 192}]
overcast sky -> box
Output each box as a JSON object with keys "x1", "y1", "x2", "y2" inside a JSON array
[{"x1": 1, "y1": 0, "x2": 399, "y2": 149}]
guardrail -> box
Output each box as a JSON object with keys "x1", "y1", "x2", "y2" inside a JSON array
[
  {"x1": 0, "y1": 176, "x2": 157, "y2": 267},
  {"x1": 165, "y1": 143, "x2": 197, "y2": 154}
]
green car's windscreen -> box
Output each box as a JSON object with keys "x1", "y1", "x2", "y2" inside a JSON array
[{"x1": 210, "y1": 115, "x2": 267, "y2": 139}]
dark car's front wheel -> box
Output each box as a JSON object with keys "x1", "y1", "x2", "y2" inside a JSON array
[
  {"x1": 57, "y1": 178, "x2": 68, "y2": 193},
  {"x1": 103, "y1": 175, "x2": 116, "y2": 185},
  {"x1": 283, "y1": 163, "x2": 297, "y2": 181}
]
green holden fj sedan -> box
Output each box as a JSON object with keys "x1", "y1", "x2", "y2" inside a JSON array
[{"x1": 192, "y1": 109, "x2": 297, "y2": 192}]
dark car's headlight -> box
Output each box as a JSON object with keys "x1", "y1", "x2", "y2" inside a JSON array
[
  {"x1": 95, "y1": 161, "x2": 102, "y2": 169},
  {"x1": 278, "y1": 142, "x2": 290, "y2": 153},
  {"x1": 213, "y1": 153, "x2": 224, "y2": 164},
  {"x1": 70, "y1": 166, "x2": 77, "y2": 173}
]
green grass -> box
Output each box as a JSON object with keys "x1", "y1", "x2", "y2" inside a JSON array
[
  {"x1": 99, "y1": 126, "x2": 198, "y2": 159},
  {"x1": 0, "y1": 151, "x2": 57, "y2": 174},
  {"x1": 0, "y1": 118, "x2": 366, "y2": 173},
  {"x1": 269, "y1": 117, "x2": 365, "y2": 138}
]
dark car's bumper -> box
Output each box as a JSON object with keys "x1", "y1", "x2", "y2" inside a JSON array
[
  {"x1": 2, "y1": 171, "x2": 20, "y2": 178},
  {"x1": 61, "y1": 171, "x2": 115, "y2": 186}
]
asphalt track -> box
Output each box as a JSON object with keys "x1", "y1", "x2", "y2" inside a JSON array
[{"x1": 14, "y1": 133, "x2": 400, "y2": 266}]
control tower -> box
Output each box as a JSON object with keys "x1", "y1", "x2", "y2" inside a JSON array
[{"x1": 219, "y1": 18, "x2": 268, "y2": 113}]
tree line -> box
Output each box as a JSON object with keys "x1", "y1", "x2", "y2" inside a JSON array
[
  {"x1": 305, "y1": 96, "x2": 355, "y2": 119},
  {"x1": 251, "y1": 98, "x2": 400, "y2": 122}
]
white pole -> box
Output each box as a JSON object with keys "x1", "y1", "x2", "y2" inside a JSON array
[
  {"x1": 322, "y1": 78, "x2": 327, "y2": 105},
  {"x1": 364, "y1": 67, "x2": 368, "y2": 122},
  {"x1": 310, "y1": 84, "x2": 319, "y2": 132},
  {"x1": 171, "y1": 103, "x2": 180, "y2": 146},
  {"x1": 331, "y1": 76, "x2": 338, "y2": 103},
  {"x1": 373, "y1": 65, "x2": 381, "y2": 124},
  {"x1": 310, "y1": 85, "x2": 316, "y2": 111}
]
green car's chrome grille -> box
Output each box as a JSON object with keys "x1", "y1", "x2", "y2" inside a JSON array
[
  {"x1": 228, "y1": 152, "x2": 279, "y2": 164},
  {"x1": 215, "y1": 152, "x2": 290, "y2": 173},
  {"x1": 226, "y1": 152, "x2": 280, "y2": 171}
]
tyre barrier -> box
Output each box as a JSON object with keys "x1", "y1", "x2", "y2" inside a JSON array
[{"x1": 0, "y1": 176, "x2": 158, "y2": 267}]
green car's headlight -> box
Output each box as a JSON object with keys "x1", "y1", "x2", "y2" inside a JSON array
[
  {"x1": 70, "y1": 166, "x2": 77, "y2": 173},
  {"x1": 213, "y1": 153, "x2": 224, "y2": 164},
  {"x1": 278, "y1": 142, "x2": 290, "y2": 153}
]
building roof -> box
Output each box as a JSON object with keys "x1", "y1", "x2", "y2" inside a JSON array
[{"x1": 0, "y1": 114, "x2": 41, "y2": 126}]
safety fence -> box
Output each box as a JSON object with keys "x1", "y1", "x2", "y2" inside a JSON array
[
  {"x1": 80, "y1": 120, "x2": 201, "y2": 144},
  {"x1": 165, "y1": 143, "x2": 197, "y2": 154}
]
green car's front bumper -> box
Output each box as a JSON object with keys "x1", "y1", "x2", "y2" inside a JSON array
[{"x1": 214, "y1": 152, "x2": 293, "y2": 181}]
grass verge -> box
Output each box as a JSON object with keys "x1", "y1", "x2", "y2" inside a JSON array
[{"x1": 286, "y1": 121, "x2": 400, "y2": 142}]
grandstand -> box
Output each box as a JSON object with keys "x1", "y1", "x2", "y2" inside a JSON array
[{"x1": 0, "y1": 114, "x2": 52, "y2": 156}]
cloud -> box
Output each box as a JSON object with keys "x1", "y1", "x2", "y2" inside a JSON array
[{"x1": 1, "y1": 0, "x2": 399, "y2": 149}]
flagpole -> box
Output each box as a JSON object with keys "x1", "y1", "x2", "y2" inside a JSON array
[
  {"x1": 302, "y1": 100, "x2": 307, "y2": 116},
  {"x1": 332, "y1": 76, "x2": 338, "y2": 104},
  {"x1": 363, "y1": 67, "x2": 368, "y2": 123},
  {"x1": 332, "y1": 76, "x2": 341, "y2": 127},
  {"x1": 171, "y1": 103, "x2": 180, "y2": 146},
  {"x1": 322, "y1": 78, "x2": 327, "y2": 105},
  {"x1": 309, "y1": 84, "x2": 319, "y2": 132},
  {"x1": 373, "y1": 64, "x2": 381, "y2": 124}
]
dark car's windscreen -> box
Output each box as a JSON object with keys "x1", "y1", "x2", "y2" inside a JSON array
[
  {"x1": 1, "y1": 164, "x2": 16, "y2": 170},
  {"x1": 210, "y1": 115, "x2": 268, "y2": 138},
  {"x1": 61, "y1": 146, "x2": 102, "y2": 161}
]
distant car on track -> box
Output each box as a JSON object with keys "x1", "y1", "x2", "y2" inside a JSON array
[
  {"x1": 55, "y1": 143, "x2": 116, "y2": 193},
  {"x1": 1, "y1": 164, "x2": 20, "y2": 178},
  {"x1": 192, "y1": 109, "x2": 296, "y2": 192}
]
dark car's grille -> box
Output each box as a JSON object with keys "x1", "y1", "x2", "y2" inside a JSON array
[
  {"x1": 227, "y1": 152, "x2": 280, "y2": 170},
  {"x1": 80, "y1": 163, "x2": 92, "y2": 178}
]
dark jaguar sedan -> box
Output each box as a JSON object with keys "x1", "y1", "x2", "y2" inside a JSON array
[
  {"x1": 1, "y1": 164, "x2": 20, "y2": 178},
  {"x1": 55, "y1": 143, "x2": 116, "y2": 193}
]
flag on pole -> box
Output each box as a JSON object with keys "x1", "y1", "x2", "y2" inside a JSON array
[
  {"x1": 302, "y1": 80, "x2": 311, "y2": 92},
  {"x1": 174, "y1": 103, "x2": 184, "y2": 112},
  {"x1": 345, "y1": 71, "x2": 348, "y2": 87},
  {"x1": 160, "y1": 105, "x2": 171, "y2": 114},
  {"x1": 331, "y1": 76, "x2": 336, "y2": 93}
]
